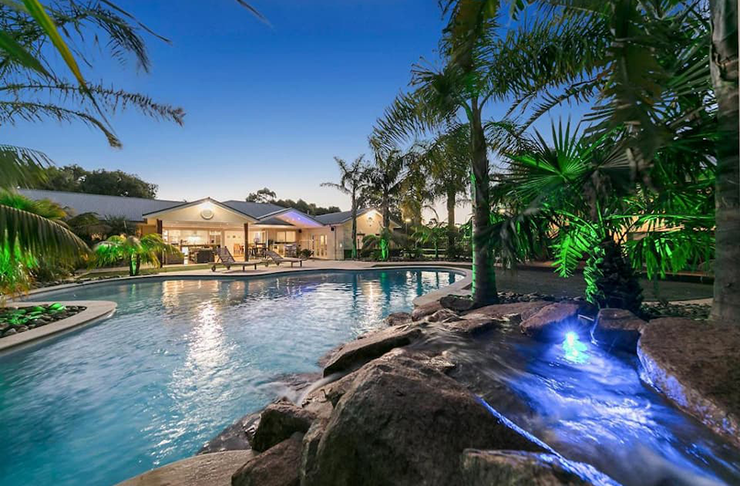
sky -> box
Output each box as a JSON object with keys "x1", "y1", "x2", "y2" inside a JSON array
[{"x1": 5, "y1": 1, "x2": 583, "y2": 222}]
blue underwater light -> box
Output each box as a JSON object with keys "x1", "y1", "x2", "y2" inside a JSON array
[{"x1": 562, "y1": 331, "x2": 589, "y2": 364}]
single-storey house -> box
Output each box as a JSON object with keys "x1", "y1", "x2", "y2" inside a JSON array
[{"x1": 19, "y1": 189, "x2": 395, "y2": 261}]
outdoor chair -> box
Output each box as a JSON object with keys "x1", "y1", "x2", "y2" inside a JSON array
[
  {"x1": 211, "y1": 247, "x2": 269, "y2": 272},
  {"x1": 265, "y1": 249, "x2": 303, "y2": 267}
]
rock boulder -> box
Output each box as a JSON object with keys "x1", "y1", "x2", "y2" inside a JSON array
[
  {"x1": 461, "y1": 449, "x2": 608, "y2": 486},
  {"x1": 592, "y1": 308, "x2": 646, "y2": 353},
  {"x1": 251, "y1": 401, "x2": 317, "y2": 452},
  {"x1": 411, "y1": 300, "x2": 443, "y2": 321},
  {"x1": 231, "y1": 433, "x2": 303, "y2": 486},
  {"x1": 304, "y1": 349, "x2": 543, "y2": 486},
  {"x1": 520, "y1": 302, "x2": 584, "y2": 340},
  {"x1": 638, "y1": 318, "x2": 740, "y2": 448},
  {"x1": 322, "y1": 326, "x2": 422, "y2": 376},
  {"x1": 384, "y1": 312, "x2": 412, "y2": 326}
]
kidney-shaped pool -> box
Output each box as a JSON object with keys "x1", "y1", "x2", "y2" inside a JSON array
[{"x1": 0, "y1": 269, "x2": 462, "y2": 486}]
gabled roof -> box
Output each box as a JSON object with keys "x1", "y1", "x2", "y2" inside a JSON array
[
  {"x1": 142, "y1": 197, "x2": 258, "y2": 222},
  {"x1": 314, "y1": 208, "x2": 373, "y2": 225},
  {"x1": 221, "y1": 200, "x2": 287, "y2": 219},
  {"x1": 17, "y1": 189, "x2": 182, "y2": 222}
]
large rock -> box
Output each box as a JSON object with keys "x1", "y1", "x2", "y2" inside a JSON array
[
  {"x1": 384, "y1": 312, "x2": 412, "y2": 326},
  {"x1": 199, "y1": 412, "x2": 260, "y2": 455},
  {"x1": 322, "y1": 326, "x2": 422, "y2": 376},
  {"x1": 465, "y1": 301, "x2": 552, "y2": 322},
  {"x1": 118, "y1": 450, "x2": 253, "y2": 486},
  {"x1": 251, "y1": 400, "x2": 317, "y2": 452},
  {"x1": 592, "y1": 308, "x2": 646, "y2": 353},
  {"x1": 520, "y1": 302, "x2": 584, "y2": 340},
  {"x1": 426, "y1": 308, "x2": 461, "y2": 323},
  {"x1": 231, "y1": 433, "x2": 303, "y2": 486},
  {"x1": 440, "y1": 294, "x2": 474, "y2": 312},
  {"x1": 411, "y1": 300, "x2": 443, "y2": 321},
  {"x1": 638, "y1": 318, "x2": 740, "y2": 448},
  {"x1": 304, "y1": 349, "x2": 543, "y2": 486},
  {"x1": 444, "y1": 315, "x2": 505, "y2": 337},
  {"x1": 461, "y1": 450, "x2": 609, "y2": 486}
]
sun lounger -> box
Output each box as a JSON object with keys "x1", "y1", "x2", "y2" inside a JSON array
[
  {"x1": 265, "y1": 249, "x2": 303, "y2": 267},
  {"x1": 211, "y1": 247, "x2": 269, "y2": 272}
]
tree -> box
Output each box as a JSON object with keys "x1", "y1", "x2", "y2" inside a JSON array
[
  {"x1": 363, "y1": 138, "x2": 408, "y2": 229},
  {"x1": 93, "y1": 233, "x2": 179, "y2": 276},
  {"x1": 245, "y1": 187, "x2": 277, "y2": 203},
  {"x1": 322, "y1": 156, "x2": 367, "y2": 259},
  {"x1": 421, "y1": 125, "x2": 470, "y2": 251},
  {"x1": 362, "y1": 227, "x2": 406, "y2": 261},
  {"x1": 0, "y1": 189, "x2": 86, "y2": 294},
  {"x1": 413, "y1": 220, "x2": 447, "y2": 260},
  {"x1": 497, "y1": 121, "x2": 714, "y2": 312},
  {"x1": 708, "y1": 0, "x2": 739, "y2": 323},
  {"x1": 31, "y1": 164, "x2": 158, "y2": 198},
  {"x1": 375, "y1": 0, "x2": 525, "y2": 306}
]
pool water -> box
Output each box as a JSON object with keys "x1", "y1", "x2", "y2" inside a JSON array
[{"x1": 0, "y1": 270, "x2": 461, "y2": 486}]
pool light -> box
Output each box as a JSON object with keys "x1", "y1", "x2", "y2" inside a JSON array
[{"x1": 562, "y1": 331, "x2": 588, "y2": 364}]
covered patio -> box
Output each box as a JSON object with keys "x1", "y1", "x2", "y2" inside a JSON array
[{"x1": 142, "y1": 198, "x2": 324, "y2": 264}]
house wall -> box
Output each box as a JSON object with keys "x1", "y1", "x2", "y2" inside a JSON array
[
  {"x1": 342, "y1": 209, "x2": 385, "y2": 251},
  {"x1": 148, "y1": 203, "x2": 253, "y2": 226}
]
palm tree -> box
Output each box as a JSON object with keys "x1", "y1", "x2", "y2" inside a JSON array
[
  {"x1": 363, "y1": 138, "x2": 419, "y2": 228},
  {"x1": 0, "y1": 189, "x2": 86, "y2": 294},
  {"x1": 412, "y1": 220, "x2": 447, "y2": 260},
  {"x1": 93, "y1": 234, "x2": 179, "y2": 277},
  {"x1": 497, "y1": 121, "x2": 714, "y2": 312},
  {"x1": 708, "y1": 0, "x2": 739, "y2": 323},
  {"x1": 420, "y1": 126, "x2": 470, "y2": 251},
  {"x1": 362, "y1": 227, "x2": 406, "y2": 261},
  {"x1": 375, "y1": 1, "x2": 526, "y2": 306},
  {"x1": 321, "y1": 156, "x2": 367, "y2": 259}
]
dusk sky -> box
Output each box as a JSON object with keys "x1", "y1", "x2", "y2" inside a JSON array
[{"x1": 6, "y1": 1, "x2": 575, "y2": 221}]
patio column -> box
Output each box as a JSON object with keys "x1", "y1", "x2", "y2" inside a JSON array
[
  {"x1": 244, "y1": 223, "x2": 249, "y2": 261},
  {"x1": 156, "y1": 219, "x2": 164, "y2": 268}
]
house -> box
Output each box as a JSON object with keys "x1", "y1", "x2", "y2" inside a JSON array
[{"x1": 18, "y1": 189, "x2": 395, "y2": 261}]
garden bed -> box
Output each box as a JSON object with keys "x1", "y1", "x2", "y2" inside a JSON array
[{"x1": 0, "y1": 303, "x2": 87, "y2": 339}]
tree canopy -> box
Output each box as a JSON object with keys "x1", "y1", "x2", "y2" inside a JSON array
[
  {"x1": 246, "y1": 187, "x2": 340, "y2": 215},
  {"x1": 29, "y1": 164, "x2": 158, "y2": 199}
]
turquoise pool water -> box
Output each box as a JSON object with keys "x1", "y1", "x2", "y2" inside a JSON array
[{"x1": 0, "y1": 269, "x2": 461, "y2": 486}]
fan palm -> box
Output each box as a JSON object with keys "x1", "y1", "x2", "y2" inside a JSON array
[
  {"x1": 362, "y1": 227, "x2": 406, "y2": 261},
  {"x1": 93, "y1": 233, "x2": 179, "y2": 277},
  {"x1": 498, "y1": 121, "x2": 714, "y2": 312},
  {"x1": 321, "y1": 156, "x2": 367, "y2": 259},
  {"x1": 412, "y1": 220, "x2": 447, "y2": 260},
  {"x1": 495, "y1": 0, "x2": 735, "y2": 321}
]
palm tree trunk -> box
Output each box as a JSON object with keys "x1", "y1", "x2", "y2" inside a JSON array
[
  {"x1": 128, "y1": 256, "x2": 135, "y2": 277},
  {"x1": 382, "y1": 190, "x2": 390, "y2": 229},
  {"x1": 446, "y1": 186, "x2": 456, "y2": 251},
  {"x1": 709, "y1": 0, "x2": 739, "y2": 324},
  {"x1": 469, "y1": 100, "x2": 498, "y2": 306}
]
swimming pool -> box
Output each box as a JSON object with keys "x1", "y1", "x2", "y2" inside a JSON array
[{"x1": 0, "y1": 269, "x2": 462, "y2": 486}]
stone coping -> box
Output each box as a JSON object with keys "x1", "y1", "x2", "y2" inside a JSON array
[{"x1": 0, "y1": 300, "x2": 117, "y2": 353}]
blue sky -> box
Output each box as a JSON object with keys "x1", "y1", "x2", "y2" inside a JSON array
[
  {"x1": 6, "y1": 1, "x2": 582, "y2": 221},
  {"x1": 5, "y1": 1, "x2": 446, "y2": 207}
]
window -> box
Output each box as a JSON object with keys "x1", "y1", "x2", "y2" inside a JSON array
[{"x1": 276, "y1": 231, "x2": 296, "y2": 243}]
